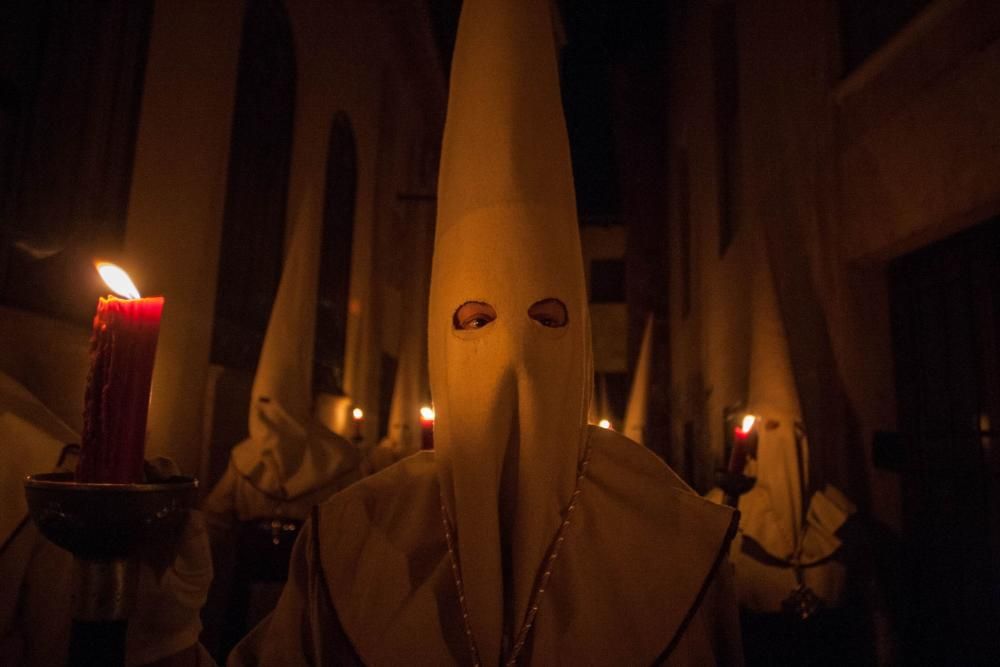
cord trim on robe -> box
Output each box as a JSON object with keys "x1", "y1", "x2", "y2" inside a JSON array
[
  {"x1": 0, "y1": 515, "x2": 30, "y2": 556},
  {"x1": 230, "y1": 458, "x2": 359, "y2": 505},
  {"x1": 655, "y1": 509, "x2": 741, "y2": 664}
]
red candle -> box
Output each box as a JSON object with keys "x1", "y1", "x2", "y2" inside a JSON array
[
  {"x1": 419, "y1": 405, "x2": 435, "y2": 450},
  {"x1": 726, "y1": 414, "x2": 757, "y2": 476},
  {"x1": 351, "y1": 408, "x2": 365, "y2": 441},
  {"x1": 77, "y1": 263, "x2": 164, "y2": 483}
]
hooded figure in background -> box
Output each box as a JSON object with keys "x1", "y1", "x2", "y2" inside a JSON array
[
  {"x1": 707, "y1": 241, "x2": 858, "y2": 664},
  {"x1": 624, "y1": 314, "x2": 654, "y2": 446},
  {"x1": 366, "y1": 208, "x2": 434, "y2": 473},
  {"x1": 230, "y1": 0, "x2": 741, "y2": 664},
  {"x1": 201, "y1": 190, "x2": 362, "y2": 658},
  {"x1": 203, "y1": 191, "x2": 362, "y2": 526}
]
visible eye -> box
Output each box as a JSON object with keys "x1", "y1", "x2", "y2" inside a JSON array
[
  {"x1": 453, "y1": 301, "x2": 497, "y2": 330},
  {"x1": 528, "y1": 298, "x2": 568, "y2": 328}
]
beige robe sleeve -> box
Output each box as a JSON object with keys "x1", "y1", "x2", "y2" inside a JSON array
[
  {"x1": 659, "y1": 559, "x2": 744, "y2": 666},
  {"x1": 226, "y1": 510, "x2": 362, "y2": 666}
]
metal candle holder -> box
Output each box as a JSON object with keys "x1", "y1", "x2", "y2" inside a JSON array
[
  {"x1": 716, "y1": 470, "x2": 756, "y2": 508},
  {"x1": 23, "y1": 472, "x2": 198, "y2": 666}
]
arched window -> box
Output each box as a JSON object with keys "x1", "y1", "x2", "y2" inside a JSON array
[
  {"x1": 211, "y1": 0, "x2": 295, "y2": 370},
  {"x1": 313, "y1": 112, "x2": 357, "y2": 395}
]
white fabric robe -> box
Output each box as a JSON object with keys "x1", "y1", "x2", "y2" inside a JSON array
[{"x1": 229, "y1": 426, "x2": 742, "y2": 666}]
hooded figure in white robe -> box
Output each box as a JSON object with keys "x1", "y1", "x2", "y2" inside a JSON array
[
  {"x1": 707, "y1": 245, "x2": 855, "y2": 614},
  {"x1": 365, "y1": 209, "x2": 434, "y2": 473},
  {"x1": 230, "y1": 1, "x2": 741, "y2": 664},
  {"x1": 201, "y1": 191, "x2": 363, "y2": 658},
  {"x1": 202, "y1": 190, "x2": 362, "y2": 526},
  {"x1": 706, "y1": 240, "x2": 859, "y2": 663}
]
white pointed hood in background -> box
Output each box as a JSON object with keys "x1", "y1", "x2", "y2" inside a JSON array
[
  {"x1": 740, "y1": 248, "x2": 806, "y2": 560},
  {"x1": 598, "y1": 373, "x2": 610, "y2": 424},
  {"x1": 740, "y1": 237, "x2": 853, "y2": 564},
  {"x1": 382, "y1": 335, "x2": 422, "y2": 456},
  {"x1": 623, "y1": 314, "x2": 653, "y2": 445},
  {"x1": 230, "y1": 190, "x2": 358, "y2": 501},
  {"x1": 429, "y1": 0, "x2": 590, "y2": 660},
  {"x1": 588, "y1": 371, "x2": 611, "y2": 426},
  {"x1": 386, "y1": 208, "x2": 433, "y2": 456}
]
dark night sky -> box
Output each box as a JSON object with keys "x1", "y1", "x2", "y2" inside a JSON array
[{"x1": 428, "y1": 0, "x2": 668, "y2": 222}]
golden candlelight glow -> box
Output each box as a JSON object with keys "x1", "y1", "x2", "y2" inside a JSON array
[
  {"x1": 741, "y1": 414, "x2": 757, "y2": 432},
  {"x1": 352, "y1": 408, "x2": 364, "y2": 420},
  {"x1": 95, "y1": 262, "x2": 141, "y2": 299},
  {"x1": 598, "y1": 418, "x2": 612, "y2": 430},
  {"x1": 420, "y1": 406, "x2": 435, "y2": 421}
]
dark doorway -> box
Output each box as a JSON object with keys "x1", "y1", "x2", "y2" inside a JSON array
[{"x1": 889, "y1": 216, "x2": 1000, "y2": 664}]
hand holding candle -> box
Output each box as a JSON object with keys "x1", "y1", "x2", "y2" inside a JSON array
[{"x1": 77, "y1": 263, "x2": 164, "y2": 484}]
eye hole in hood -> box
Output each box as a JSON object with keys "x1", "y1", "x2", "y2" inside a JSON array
[
  {"x1": 453, "y1": 301, "x2": 497, "y2": 330},
  {"x1": 528, "y1": 298, "x2": 568, "y2": 328}
]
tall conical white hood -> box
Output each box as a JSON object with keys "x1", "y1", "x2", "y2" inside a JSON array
[
  {"x1": 384, "y1": 210, "x2": 433, "y2": 457},
  {"x1": 429, "y1": 0, "x2": 590, "y2": 661},
  {"x1": 231, "y1": 190, "x2": 357, "y2": 500},
  {"x1": 250, "y1": 192, "x2": 319, "y2": 434},
  {"x1": 741, "y1": 237, "x2": 807, "y2": 558},
  {"x1": 624, "y1": 314, "x2": 653, "y2": 445},
  {"x1": 718, "y1": 238, "x2": 855, "y2": 611}
]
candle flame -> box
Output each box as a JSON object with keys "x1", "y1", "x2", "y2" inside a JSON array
[
  {"x1": 352, "y1": 407, "x2": 364, "y2": 420},
  {"x1": 420, "y1": 406, "x2": 435, "y2": 421},
  {"x1": 741, "y1": 415, "x2": 757, "y2": 432},
  {"x1": 598, "y1": 418, "x2": 612, "y2": 430},
  {"x1": 96, "y1": 262, "x2": 141, "y2": 299}
]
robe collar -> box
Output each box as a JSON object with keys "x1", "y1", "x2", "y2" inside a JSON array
[{"x1": 317, "y1": 428, "x2": 737, "y2": 665}]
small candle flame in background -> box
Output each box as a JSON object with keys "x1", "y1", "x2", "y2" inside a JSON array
[
  {"x1": 96, "y1": 262, "x2": 141, "y2": 299},
  {"x1": 598, "y1": 418, "x2": 612, "y2": 430},
  {"x1": 352, "y1": 407, "x2": 364, "y2": 420},
  {"x1": 419, "y1": 405, "x2": 435, "y2": 450},
  {"x1": 738, "y1": 414, "x2": 757, "y2": 435}
]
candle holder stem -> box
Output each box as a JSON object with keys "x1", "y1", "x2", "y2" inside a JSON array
[
  {"x1": 24, "y1": 472, "x2": 197, "y2": 666},
  {"x1": 73, "y1": 557, "x2": 138, "y2": 621},
  {"x1": 69, "y1": 619, "x2": 128, "y2": 666},
  {"x1": 716, "y1": 470, "x2": 756, "y2": 508},
  {"x1": 67, "y1": 557, "x2": 138, "y2": 665}
]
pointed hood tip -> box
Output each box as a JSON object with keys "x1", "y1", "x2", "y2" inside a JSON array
[{"x1": 437, "y1": 0, "x2": 576, "y2": 234}]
